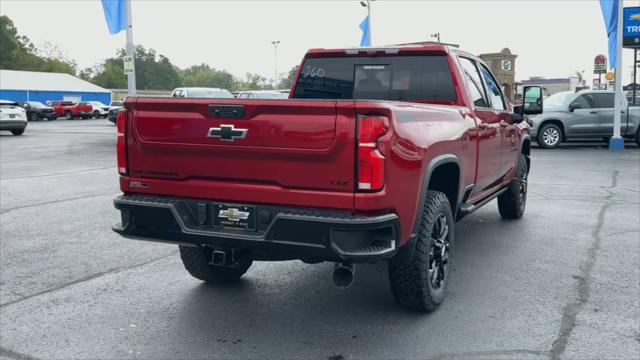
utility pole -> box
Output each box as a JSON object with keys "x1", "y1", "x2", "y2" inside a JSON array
[
  {"x1": 271, "y1": 40, "x2": 280, "y2": 89},
  {"x1": 125, "y1": 0, "x2": 136, "y2": 96}
]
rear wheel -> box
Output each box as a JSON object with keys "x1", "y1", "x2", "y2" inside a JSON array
[
  {"x1": 498, "y1": 153, "x2": 528, "y2": 219},
  {"x1": 179, "y1": 246, "x2": 252, "y2": 283},
  {"x1": 30, "y1": 112, "x2": 38, "y2": 121},
  {"x1": 537, "y1": 123, "x2": 562, "y2": 149},
  {"x1": 65, "y1": 111, "x2": 73, "y2": 120},
  {"x1": 11, "y1": 129, "x2": 25, "y2": 136},
  {"x1": 388, "y1": 191, "x2": 453, "y2": 312}
]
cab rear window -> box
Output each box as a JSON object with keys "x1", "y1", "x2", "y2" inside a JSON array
[{"x1": 292, "y1": 55, "x2": 457, "y2": 102}]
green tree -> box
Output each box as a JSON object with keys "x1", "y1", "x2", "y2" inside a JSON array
[
  {"x1": 0, "y1": 16, "x2": 22, "y2": 69},
  {"x1": 0, "y1": 15, "x2": 76, "y2": 75},
  {"x1": 92, "y1": 60, "x2": 127, "y2": 89},
  {"x1": 109, "y1": 46, "x2": 181, "y2": 90},
  {"x1": 278, "y1": 66, "x2": 299, "y2": 90},
  {"x1": 180, "y1": 64, "x2": 235, "y2": 90},
  {"x1": 235, "y1": 73, "x2": 270, "y2": 91}
]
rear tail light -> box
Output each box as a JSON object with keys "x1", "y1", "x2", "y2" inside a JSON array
[
  {"x1": 357, "y1": 115, "x2": 388, "y2": 191},
  {"x1": 116, "y1": 109, "x2": 128, "y2": 175}
]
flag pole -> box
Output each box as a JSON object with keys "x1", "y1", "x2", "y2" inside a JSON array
[
  {"x1": 610, "y1": 0, "x2": 624, "y2": 151},
  {"x1": 125, "y1": 0, "x2": 136, "y2": 96}
]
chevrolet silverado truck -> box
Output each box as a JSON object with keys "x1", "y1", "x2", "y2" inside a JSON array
[
  {"x1": 112, "y1": 44, "x2": 543, "y2": 312},
  {"x1": 47, "y1": 100, "x2": 94, "y2": 120}
]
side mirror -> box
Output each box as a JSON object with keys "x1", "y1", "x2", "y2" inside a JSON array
[
  {"x1": 511, "y1": 106, "x2": 525, "y2": 123},
  {"x1": 522, "y1": 86, "x2": 543, "y2": 115},
  {"x1": 568, "y1": 103, "x2": 581, "y2": 112}
]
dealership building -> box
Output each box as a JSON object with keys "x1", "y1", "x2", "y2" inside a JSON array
[{"x1": 0, "y1": 70, "x2": 111, "y2": 104}]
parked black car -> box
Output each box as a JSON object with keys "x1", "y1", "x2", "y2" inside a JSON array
[
  {"x1": 107, "y1": 101, "x2": 123, "y2": 124},
  {"x1": 19, "y1": 101, "x2": 57, "y2": 121}
]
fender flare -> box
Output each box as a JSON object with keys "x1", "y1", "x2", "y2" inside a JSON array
[{"x1": 392, "y1": 154, "x2": 460, "y2": 263}]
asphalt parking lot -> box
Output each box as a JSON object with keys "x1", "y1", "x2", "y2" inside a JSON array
[{"x1": 1, "y1": 119, "x2": 639, "y2": 360}]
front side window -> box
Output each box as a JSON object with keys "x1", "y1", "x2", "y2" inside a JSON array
[
  {"x1": 458, "y1": 57, "x2": 488, "y2": 108},
  {"x1": 292, "y1": 55, "x2": 457, "y2": 102},
  {"x1": 571, "y1": 94, "x2": 595, "y2": 109},
  {"x1": 479, "y1": 64, "x2": 505, "y2": 111}
]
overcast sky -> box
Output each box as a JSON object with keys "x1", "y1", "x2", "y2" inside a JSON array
[{"x1": 1, "y1": 0, "x2": 638, "y2": 84}]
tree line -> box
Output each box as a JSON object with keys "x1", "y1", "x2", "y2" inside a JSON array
[{"x1": 0, "y1": 15, "x2": 297, "y2": 91}]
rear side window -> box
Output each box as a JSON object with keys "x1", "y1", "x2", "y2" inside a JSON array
[
  {"x1": 594, "y1": 93, "x2": 614, "y2": 108},
  {"x1": 292, "y1": 55, "x2": 457, "y2": 102}
]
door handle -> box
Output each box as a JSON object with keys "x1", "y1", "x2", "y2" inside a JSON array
[{"x1": 589, "y1": 111, "x2": 598, "y2": 114}]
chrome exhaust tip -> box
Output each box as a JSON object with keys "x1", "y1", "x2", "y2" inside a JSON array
[{"x1": 332, "y1": 262, "x2": 355, "y2": 289}]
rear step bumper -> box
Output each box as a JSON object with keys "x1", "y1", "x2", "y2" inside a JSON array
[{"x1": 112, "y1": 194, "x2": 399, "y2": 263}]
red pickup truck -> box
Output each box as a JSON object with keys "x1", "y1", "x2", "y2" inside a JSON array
[
  {"x1": 47, "y1": 100, "x2": 94, "y2": 120},
  {"x1": 113, "y1": 44, "x2": 543, "y2": 312}
]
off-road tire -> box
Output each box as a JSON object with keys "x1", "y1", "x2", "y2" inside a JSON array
[
  {"x1": 388, "y1": 191, "x2": 453, "y2": 312},
  {"x1": 179, "y1": 246, "x2": 252, "y2": 283},
  {"x1": 537, "y1": 123, "x2": 562, "y2": 149},
  {"x1": 65, "y1": 111, "x2": 73, "y2": 120},
  {"x1": 11, "y1": 129, "x2": 24, "y2": 136},
  {"x1": 498, "y1": 154, "x2": 528, "y2": 219}
]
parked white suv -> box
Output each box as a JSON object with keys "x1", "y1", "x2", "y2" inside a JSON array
[
  {"x1": 88, "y1": 101, "x2": 110, "y2": 118},
  {"x1": 0, "y1": 100, "x2": 28, "y2": 136},
  {"x1": 171, "y1": 87, "x2": 234, "y2": 98}
]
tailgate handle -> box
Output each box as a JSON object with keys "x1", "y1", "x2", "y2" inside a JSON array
[{"x1": 209, "y1": 105, "x2": 245, "y2": 118}]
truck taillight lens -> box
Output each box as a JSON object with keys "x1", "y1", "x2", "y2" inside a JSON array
[
  {"x1": 357, "y1": 116, "x2": 388, "y2": 191},
  {"x1": 116, "y1": 110, "x2": 128, "y2": 175}
]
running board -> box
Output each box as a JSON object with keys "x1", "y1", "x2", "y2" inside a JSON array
[{"x1": 458, "y1": 187, "x2": 508, "y2": 216}]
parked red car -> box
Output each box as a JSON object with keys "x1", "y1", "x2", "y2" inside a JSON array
[
  {"x1": 112, "y1": 44, "x2": 543, "y2": 312},
  {"x1": 47, "y1": 100, "x2": 94, "y2": 120}
]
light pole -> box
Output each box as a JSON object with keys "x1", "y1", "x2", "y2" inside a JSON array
[
  {"x1": 271, "y1": 40, "x2": 280, "y2": 89},
  {"x1": 430, "y1": 33, "x2": 440, "y2": 43}
]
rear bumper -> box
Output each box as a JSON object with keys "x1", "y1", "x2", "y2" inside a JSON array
[
  {"x1": 0, "y1": 120, "x2": 27, "y2": 130},
  {"x1": 112, "y1": 194, "x2": 399, "y2": 263}
]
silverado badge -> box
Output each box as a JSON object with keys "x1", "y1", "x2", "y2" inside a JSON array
[{"x1": 208, "y1": 124, "x2": 248, "y2": 141}]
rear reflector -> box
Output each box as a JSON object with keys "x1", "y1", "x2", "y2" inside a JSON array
[
  {"x1": 357, "y1": 116, "x2": 388, "y2": 191},
  {"x1": 116, "y1": 110, "x2": 127, "y2": 175}
]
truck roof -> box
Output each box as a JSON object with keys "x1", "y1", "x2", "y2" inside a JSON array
[{"x1": 305, "y1": 43, "x2": 455, "y2": 57}]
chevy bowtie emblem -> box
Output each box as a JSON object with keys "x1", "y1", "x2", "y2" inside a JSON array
[
  {"x1": 208, "y1": 124, "x2": 248, "y2": 141},
  {"x1": 218, "y1": 208, "x2": 250, "y2": 222}
]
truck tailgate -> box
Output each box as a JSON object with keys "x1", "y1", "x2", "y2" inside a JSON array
[{"x1": 125, "y1": 98, "x2": 357, "y2": 205}]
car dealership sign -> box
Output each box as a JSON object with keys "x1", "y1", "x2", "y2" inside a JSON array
[
  {"x1": 624, "y1": 7, "x2": 640, "y2": 48},
  {"x1": 594, "y1": 54, "x2": 607, "y2": 74}
]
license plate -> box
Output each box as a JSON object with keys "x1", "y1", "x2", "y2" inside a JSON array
[{"x1": 214, "y1": 204, "x2": 256, "y2": 231}]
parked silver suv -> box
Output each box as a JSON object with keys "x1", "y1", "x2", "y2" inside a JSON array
[{"x1": 530, "y1": 90, "x2": 640, "y2": 148}]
